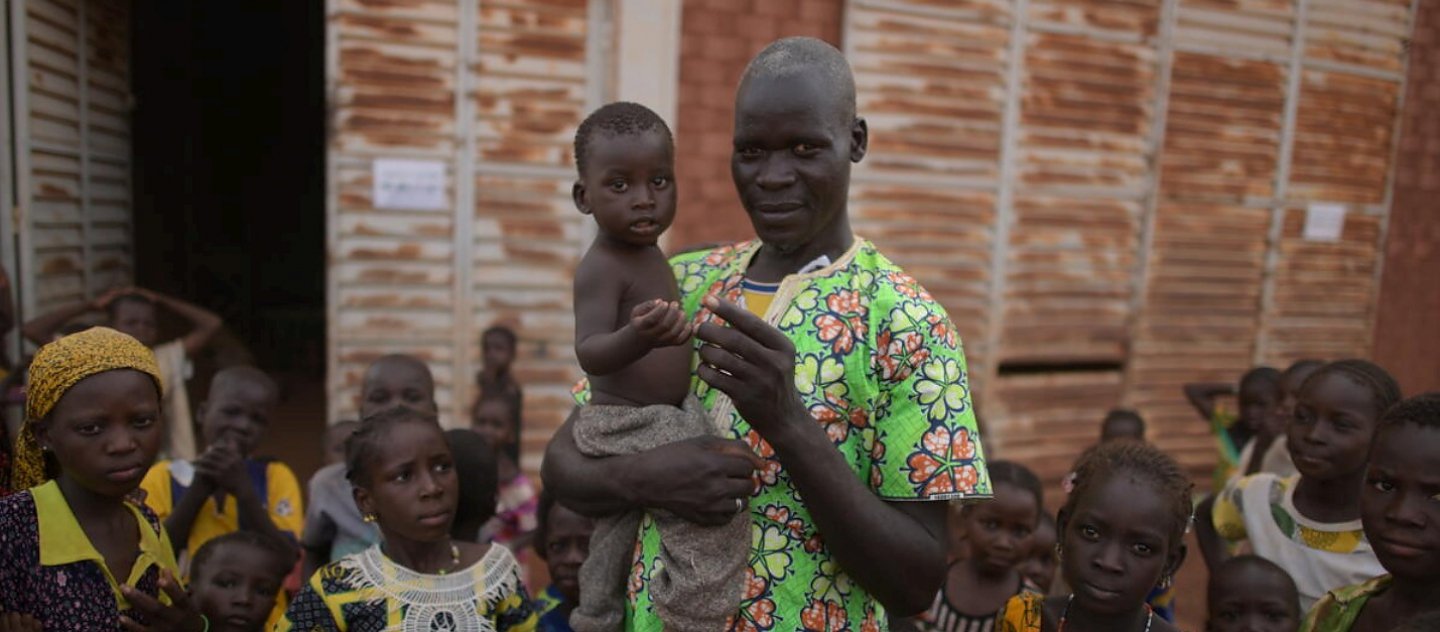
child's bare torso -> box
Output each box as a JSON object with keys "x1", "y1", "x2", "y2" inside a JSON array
[{"x1": 577, "y1": 241, "x2": 692, "y2": 407}]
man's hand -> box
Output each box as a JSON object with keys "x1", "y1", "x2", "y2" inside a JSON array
[
  {"x1": 630, "y1": 299, "x2": 693, "y2": 348},
  {"x1": 695, "y1": 297, "x2": 808, "y2": 437},
  {"x1": 624, "y1": 435, "x2": 761, "y2": 526}
]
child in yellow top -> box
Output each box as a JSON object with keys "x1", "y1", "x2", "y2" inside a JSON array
[{"x1": 1, "y1": 327, "x2": 203, "y2": 630}]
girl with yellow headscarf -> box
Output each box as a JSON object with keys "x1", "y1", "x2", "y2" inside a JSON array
[{"x1": 0, "y1": 327, "x2": 206, "y2": 631}]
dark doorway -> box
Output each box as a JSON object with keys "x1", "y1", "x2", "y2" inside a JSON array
[{"x1": 131, "y1": 0, "x2": 327, "y2": 478}]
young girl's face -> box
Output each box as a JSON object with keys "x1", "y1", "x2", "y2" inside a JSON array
[
  {"x1": 1239, "y1": 378, "x2": 1280, "y2": 434},
  {"x1": 471, "y1": 399, "x2": 515, "y2": 449},
  {"x1": 482, "y1": 332, "x2": 515, "y2": 373},
  {"x1": 1061, "y1": 474, "x2": 1178, "y2": 616},
  {"x1": 110, "y1": 300, "x2": 159, "y2": 347},
  {"x1": 38, "y1": 369, "x2": 162, "y2": 498},
  {"x1": 1287, "y1": 372, "x2": 1379, "y2": 481},
  {"x1": 361, "y1": 362, "x2": 437, "y2": 419},
  {"x1": 961, "y1": 481, "x2": 1038, "y2": 576},
  {"x1": 1361, "y1": 422, "x2": 1440, "y2": 582},
  {"x1": 1021, "y1": 519, "x2": 1058, "y2": 592},
  {"x1": 192, "y1": 544, "x2": 285, "y2": 632},
  {"x1": 355, "y1": 421, "x2": 458, "y2": 544},
  {"x1": 544, "y1": 503, "x2": 596, "y2": 604}
]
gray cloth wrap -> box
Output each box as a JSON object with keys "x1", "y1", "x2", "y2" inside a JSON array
[{"x1": 568, "y1": 395, "x2": 749, "y2": 632}]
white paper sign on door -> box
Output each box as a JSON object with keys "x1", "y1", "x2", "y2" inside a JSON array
[
  {"x1": 373, "y1": 159, "x2": 448, "y2": 210},
  {"x1": 1303, "y1": 203, "x2": 1346, "y2": 242}
]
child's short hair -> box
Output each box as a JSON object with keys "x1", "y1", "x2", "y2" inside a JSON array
[
  {"x1": 1283, "y1": 359, "x2": 1324, "y2": 380},
  {"x1": 345, "y1": 406, "x2": 442, "y2": 487},
  {"x1": 1060, "y1": 441, "x2": 1193, "y2": 548},
  {"x1": 482, "y1": 324, "x2": 517, "y2": 348},
  {"x1": 190, "y1": 531, "x2": 293, "y2": 580},
  {"x1": 208, "y1": 365, "x2": 278, "y2": 401},
  {"x1": 1302, "y1": 359, "x2": 1402, "y2": 417},
  {"x1": 57, "y1": 321, "x2": 93, "y2": 337},
  {"x1": 573, "y1": 102, "x2": 673, "y2": 178},
  {"x1": 105, "y1": 292, "x2": 155, "y2": 320},
  {"x1": 1378, "y1": 392, "x2": 1440, "y2": 431},
  {"x1": 443, "y1": 428, "x2": 498, "y2": 529},
  {"x1": 1206, "y1": 555, "x2": 1298, "y2": 606},
  {"x1": 983, "y1": 460, "x2": 1043, "y2": 510},
  {"x1": 1239, "y1": 366, "x2": 1282, "y2": 392}
]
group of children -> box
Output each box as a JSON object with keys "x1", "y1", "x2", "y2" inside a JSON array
[{"x1": 901, "y1": 357, "x2": 1439, "y2": 632}]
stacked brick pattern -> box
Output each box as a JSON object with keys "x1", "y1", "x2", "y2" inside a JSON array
[
  {"x1": 1374, "y1": 0, "x2": 1440, "y2": 394},
  {"x1": 669, "y1": 0, "x2": 843, "y2": 250}
]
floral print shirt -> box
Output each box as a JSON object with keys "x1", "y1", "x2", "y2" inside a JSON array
[{"x1": 575, "y1": 239, "x2": 992, "y2": 631}]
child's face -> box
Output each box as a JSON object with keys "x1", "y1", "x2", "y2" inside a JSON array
[
  {"x1": 482, "y1": 332, "x2": 515, "y2": 373},
  {"x1": 354, "y1": 421, "x2": 458, "y2": 544},
  {"x1": 574, "y1": 129, "x2": 676, "y2": 247},
  {"x1": 200, "y1": 379, "x2": 275, "y2": 457},
  {"x1": 38, "y1": 369, "x2": 161, "y2": 498},
  {"x1": 1021, "y1": 519, "x2": 1058, "y2": 592},
  {"x1": 1206, "y1": 566, "x2": 1299, "y2": 632},
  {"x1": 361, "y1": 362, "x2": 437, "y2": 419},
  {"x1": 192, "y1": 545, "x2": 285, "y2": 632},
  {"x1": 323, "y1": 422, "x2": 357, "y2": 467},
  {"x1": 1287, "y1": 372, "x2": 1378, "y2": 482},
  {"x1": 544, "y1": 503, "x2": 596, "y2": 604},
  {"x1": 471, "y1": 400, "x2": 515, "y2": 449},
  {"x1": 110, "y1": 301, "x2": 159, "y2": 347},
  {"x1": 961, "y1": 482, "x2": 1038, "y2": 576},
  {"x1": 731, "y1": 73, "x2": 861, "y2": 254},
  {"x1": 1239, "y1": 379, "x2": 1281, "y2": 434},
  {"x1": 1361, "y1": 423, "x2": 1440, "y2": 582},
  {"x1": 1061, "y1": 474, "x2": 1178, "y2": 616}
]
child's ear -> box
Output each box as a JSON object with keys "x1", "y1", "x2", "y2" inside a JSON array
[
  {"x1": 849, "y1": 117, "x2": 868, "y2": 163},
  {"x1": 353, "y1": 485, "x2": 374, "y2": 518},
  {"x1": 1165, "y1": 540, "x2": 1188, "y2": 581},
  {"x1": 572, "y1": 181, "x2": 591, "y2": 215},
  {"x1": 33, "y1": 420, "x2": 52, "y2": 452}
]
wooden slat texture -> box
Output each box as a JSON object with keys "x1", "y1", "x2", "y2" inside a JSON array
[
  {"x1": 1303, "y1": 0, "x2": 1410, "y2": 73},
  {"x1": 1287, "y1": 71, "x2": 1401, "y2": 204},
  {"x1": 330, "y1": 0, "x2": 593, "y2": 468},
  {"x1": 1158, "y1": 52, "x2": 1286, "y2": 200},
  {"x1": 1175, "y1": 0, "x2": 1292, "y2": 59}
]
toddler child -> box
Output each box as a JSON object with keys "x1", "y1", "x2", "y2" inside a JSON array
[
  {"x1": 1202, "y1": 360, "x2": 1400, "y2": 612},
  {"x1": 918, "y1": 461, "x2": 1043, "y2": 632},
  {"x1": 1300, "y1": 393, "x2": 1440, "y2": 632},
  {"x1": 280, "y1": 407, "x2": 536, "y2": 630},
  {"x1": 22, "y1": 287, "x2": 223, "y2": 460},
  {"x1": 1207, "y1": 555, "x2": 1300, "y2": 632},
  {"x1": 472, "y1": 397, "x2": 537, "y2": 569},
  {"x1": 301, "y1": 354, "x2": 436, "y2": 575},
  {"x1": 1254, "y1": 360, "x2": 1325, "y2": 478},
  {"x1": 566, "y1": 101, "x2": 747, "y2": 631},
  {"x1": 0, "y1": 327, "x2": 203, "y2": 630},
  {"x1": 532, "y1": 490, "x2": 597, "y2": 632},
  {"x1": 189, "y1": 531, "x2": 293, "y2": 632},
  {"x1": 1000, "y1": 441, "x2": 1191, "y2": 632}
]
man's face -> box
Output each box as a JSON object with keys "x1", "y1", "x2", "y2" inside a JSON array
[{"x1": 731, "y1": 73, "x2": 865, "y2": 255}]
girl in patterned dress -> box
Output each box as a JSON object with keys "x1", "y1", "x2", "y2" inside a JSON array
[
  {"x1": 999, "y1": 442, "x2": 1190, "y2": 632},
  {"x1": 0, "y1": 327, "x2": 205, "y2": 631},
  {"x1": 280, "y1": 406, "x2": 537, "y2": 631}
]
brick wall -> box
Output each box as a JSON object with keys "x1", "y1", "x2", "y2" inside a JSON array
[
  {"x1": 668, "y1": 0, "x2": 844, "y2": 251},
  {"x1": 1373, "y1": 0, "x2": 1440, "y2": 394}
]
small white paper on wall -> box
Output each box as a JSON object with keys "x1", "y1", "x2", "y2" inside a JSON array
[
  {"x1": 1303, "y1": 203, "x2": 1346, "y2": 242},
  {"x1": 373, "y1": 159, "x2": 448, "y2": 210}
]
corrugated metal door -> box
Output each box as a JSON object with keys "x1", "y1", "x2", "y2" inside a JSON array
[
  {"x1": 326, "y1": 0, "x2": 601, "y2": 464},
  {"x1": 7, "y1": 0, "x2": 134, "y2": 323},
  {"x1": 845, "y1": 0, "x2": 1417, "y2": 485}
]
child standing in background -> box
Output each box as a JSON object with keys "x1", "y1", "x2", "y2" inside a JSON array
[
  {"x1": 478, "y1": 325, "x2": 524, "y2": 463},
  {"x1": 472, "y1": 396, "x2": 537, "y2": 572},
  {"x1": 1201, "y1": 360, "x2": 1401, "y2": 612},
  {"x1": 1254, "y1": 360, "x2": 1325, "y2": 478},
  {"x1": 1186, "y1": 367, "x2": 1283, "y2": 490},
  {"x1": 1021, "y1": 513, "x2": 1058, "y2": 595},
  {"x1": 532, "y1": 491, "x2": 596, "y2": 632},
  {"x1": 22, "y1": 287, "x2": 224, "y2": 461}
]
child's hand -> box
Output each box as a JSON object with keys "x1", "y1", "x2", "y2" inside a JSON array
[
  {"x1": 630, "y1": 299, "x2": 693, "y2": 348},
  {"x1": 119, "y1": 573, "x2": 206, "y2": 632},
  {"x1": 0, "y1": 613, "x2": 43, "y2": 632},
  {"x1": 193, "y1": 439, "x2": 248, "y2": 495},
  {"x1": 92, "y1": 287, "x2": 127, "y2": 310}
]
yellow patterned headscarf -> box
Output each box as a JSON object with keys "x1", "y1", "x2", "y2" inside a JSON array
[{"x1": 9, "y1": 327, "x2": 163, "y2": 491}]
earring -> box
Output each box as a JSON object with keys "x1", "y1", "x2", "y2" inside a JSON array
[
  {"x1": 1159, "y1": 574, "x2": 1173, "y2": 590},
  {"x1": 1054, "y1": 543, "x2": 1063, "y2": 563},
  {"x1": 362, "y1": 513, "x2": 378, "y2": 523}
]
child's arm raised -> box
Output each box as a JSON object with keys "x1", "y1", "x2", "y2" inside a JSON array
[
  {"x1": 1183, "y1": 382, "x2": 1234, "y2": 423},
  {"x1": 136, "y1": 288, "x2": 223, "y2": 357},
  {"x1": 573, "y1": 259, "x2": 691, "y2": 376},
  {"x1": 19, "y1": 287, "x2": 122, "y2": 344}
]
